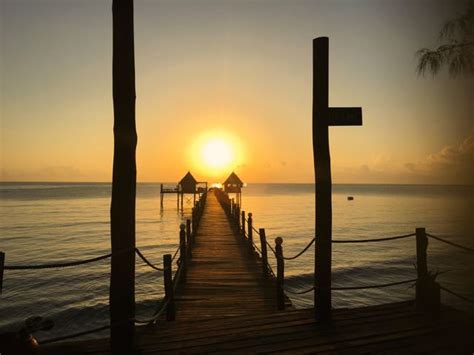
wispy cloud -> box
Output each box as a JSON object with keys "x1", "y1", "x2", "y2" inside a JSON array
[{"x1": 405, "y1": 134, "x2": 474, "y2": 183}]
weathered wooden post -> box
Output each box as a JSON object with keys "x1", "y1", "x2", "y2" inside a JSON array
[
  {"x1": 231, "y1": 198, "x2": 235, "y2": 216},
  {"x1": 259, "y1": 229, "x2": 268, "y2": 277},
  {"x1": 235, "y1": 204, "x2": 240, "y2": 224},
  {"x1": 241, "y1": 211, "x2": 246, "y2": 239},
  {"x1": 248, "y1": 213, "x2": 254, "y2": 252},
  {"x1": 191, "y1": 207, "x2": 196, "y2": 236},
  {"x1": 163, "y1": 254, "x2": 175, "y2": 321},
  {"x1": 186, "y1": 219, "x2": 192, "y2": 256},
  {"x1": 110, "y1": 0, "x2": 137, "y2": 352},
  {"x1": 179, "y1": 224, "x2": 187, "y2": 278},
  {"x1": 160, "y1": 184, "x2": 164, "y2": 208},
  {"x1": 312, "y1": 37, "x2": 362, "y2": 322},
  {"x1": 0, "y1": 251, "x2": 5, "y2": 293},
  {"x1": 275, "y1": 237, "x2": 285, "y2": 310},
  {"x1": 415, "y1": 227, "x2": 440, "y2": 312}
]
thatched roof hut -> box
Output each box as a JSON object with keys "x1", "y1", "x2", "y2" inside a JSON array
[
  {"x1": 179, "y1": 171, "x2": 198, "y2": 193},
  {"x1": 223, "y1": 172, "x2": 243, "y2": 193}
]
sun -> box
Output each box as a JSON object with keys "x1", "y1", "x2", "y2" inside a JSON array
[{"x1": 201, "y1": 138, "x2": 233, "y2": 169}]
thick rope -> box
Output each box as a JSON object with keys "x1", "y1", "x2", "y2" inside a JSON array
[
  {"x1": 426, "y1": 233, "x2": 474, "y2": 253},
  {"x1": 4, "y1": 253, "x2": 112, "y2": 270},
  {"x1": 266, "y1": 241, "x2": 277, "y2": 255},
  {"x1": 134, "y1": 297, "x2": 170, "y2": 324},
  {"x1": 440, "y1": 285, "x2": 474, "y2": 304},
  {"x1": 135, "y1": 248, "x2": 164, "y2": 272},
  {"x1": 331, "y1": 278, "x2": 417, "y2": 290},
  {"x1": 171, "y1": 245, "x2": 180, "y2": 262},
  {"x1": 332, "y1": 233, "x2": 415, "y2": 244},
  {"x1": 283, "y1": 238, "x2": 315, "y2": 260},
  {"x1": 285, "y1": 286, "x2": 315, "y2": 295}
]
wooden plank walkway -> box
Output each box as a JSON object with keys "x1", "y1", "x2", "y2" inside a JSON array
[{"x1": 174, "y1": 192, "x2": 285, "y2": 320}]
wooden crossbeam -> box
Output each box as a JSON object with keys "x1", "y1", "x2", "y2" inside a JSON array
[{"x1": 328, "y1": 107, "x2": 362, "y2": 126}]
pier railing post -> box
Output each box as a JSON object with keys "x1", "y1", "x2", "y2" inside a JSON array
[
  {"x1": 241, "y1": 211, "x2": 246, "y2": 239},
  {"x1": 186, "y1": 219, "x2": 192, "y2": 258},
  {"x1": 248, "y1": 213, "x2": 254, "y2": 252},
  {"x1": 235, "y1": 204, "x2": 240, "y2": 225},
  {"x1": 0, "y1": 251, "x2": 4, "y2": 293},
  {"x1": 259, "y1": 229, "x2": 268, "y2": 277},
  {"x1": 231, "y1": 198, "x2": 235, "y2": 217},
  {"x1": 191, "y1": 207, "x2": 196, "y2": 236},
  {"x1": 163, "y1": 254, "x2": 175, "y2": 321},
  {"x1": 179, "y1": 224, "x2": 187, "y2": 278},
  {"x1": 415, "y1": 227, "x2": 440, "y2": 312},
  {"x1": 275, "y1": 237, "x2": 285, "y2": 310}
]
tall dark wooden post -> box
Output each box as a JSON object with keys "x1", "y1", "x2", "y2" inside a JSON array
[
  {"x1": 313, "y1": 37, "x2": 362, "y2": 322},
  {"x1": 163, "y1": 254, "x2": 175, "y2": 321},
  {"x1": 110, "y1": 0, "x2": 136, "y2": 352},
  {"x1": 0, "y1": 251, "x2": 4, "y2": 293}
]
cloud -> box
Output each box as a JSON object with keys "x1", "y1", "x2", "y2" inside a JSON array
[
  {"x1": 334, "y1": 134, "x2": 474, "y2": 184},
  {"x1": 404, "y1": 134, "x2": 474, "y2": 184}
]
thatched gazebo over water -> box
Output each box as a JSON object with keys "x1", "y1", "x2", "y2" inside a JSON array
[{"x1": 223, "y1": 172, "x2": 244, "y2": 205}]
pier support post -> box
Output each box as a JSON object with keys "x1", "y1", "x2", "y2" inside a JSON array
[
  {"x1": 0, "y1": 251, "x2": 4, "y2": 293},
  {"x1": 241, "y1": 211, "x2": 246, "y2": 239},
  {"x1": 163, "y1": 254, "x2": 175, "y2": 321},
  {"x1": 160, "y1": 184, "x2": 164, "y2": 208},
  {"x1": 259, "y1": 229, "x2": 268, "y2": 277},
  {"x1": 415, "y1": 227, "x2": 440, "y2": 313},
  {"x1": 186, "y1": 219, "x2": 192, "y2": 257},
  {"x1": 248, "y1": 213, "x2": 254, "y2": 252},
  {"x1": 179, "y1": 224, "x2": 187, "y2": 278},
  {"x1": 275, "y1": 237, "x2": 285, "y2": 310}
]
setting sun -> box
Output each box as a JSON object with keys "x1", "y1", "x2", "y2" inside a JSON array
[
  {"x1": 188, "y1": 131, "x2": 245, "y2": 179},
  {"x1": 202, "y1": 139, "x2": 233, "y2": 169}
]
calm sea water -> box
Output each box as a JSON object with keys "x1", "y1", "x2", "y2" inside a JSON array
[{"x1": 1, "y1": 182, "x2": 473, "y2": 341}]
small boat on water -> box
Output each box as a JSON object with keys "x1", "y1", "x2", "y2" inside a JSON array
[{"x1": 347, "y1": 196, "x2": 354, "y2": 201}]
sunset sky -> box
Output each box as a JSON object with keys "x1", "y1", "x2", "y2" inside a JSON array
[{"x1": 1, "y1": 0, "x2": 472, "y2": 184}]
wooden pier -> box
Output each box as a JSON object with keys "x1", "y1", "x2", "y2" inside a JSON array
[{"x1": 35, "y1": 190, "x2": 474, "y2": 354}]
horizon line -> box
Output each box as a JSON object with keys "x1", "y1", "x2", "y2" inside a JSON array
[{"x1": 0, "y1": 180, "x2": 472, "y2": 187}]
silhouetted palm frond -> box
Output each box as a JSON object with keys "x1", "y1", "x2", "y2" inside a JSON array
[
  {"x1": 418, "y1": 1, "x2": 474, "y2": 77},
  {"x1": 416, "y1": 48, "x2": 444, "y2": 76}
]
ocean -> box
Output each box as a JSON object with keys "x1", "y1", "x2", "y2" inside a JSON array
[{"x1": 1, "y1": 182, "x2": 473, "y2": 342}]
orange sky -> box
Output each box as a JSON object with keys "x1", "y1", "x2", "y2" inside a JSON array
[{"x1": 1, "y1": 0, "x2": 472, "y2": 184}]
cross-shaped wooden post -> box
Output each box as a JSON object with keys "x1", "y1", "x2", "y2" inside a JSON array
[{"x1": 313, "y1": 37, "x2": 362, "y2": 322}]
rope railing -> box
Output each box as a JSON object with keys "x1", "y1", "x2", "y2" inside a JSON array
[
  {"x1": 331, "y1": 278, "x2": 417, "y2": 290},
  {"x1": 284, "y1": 286, "x2": 315, "y2": 295},
  {"x1": 135, "y1": 248, "x2": 164, "y2": 272},
  {"x1": 3, "y1": 252, "x2": 113, "y2": 270},
  {"x1": 332, "y1": 233, "x2": 416, "y2": 243},
  {"x1": 439, "y1": 285, "x2": 474, "y2": 305},
  {"x1": 171, "y1": 245, "x2": 180, "y2": 262},
  {"x1": 281, "y1": 238, "x2": 315, "y2": 260},
  {"x1": 426, "y1": 233, "x2": 474, "y2": 253}
]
